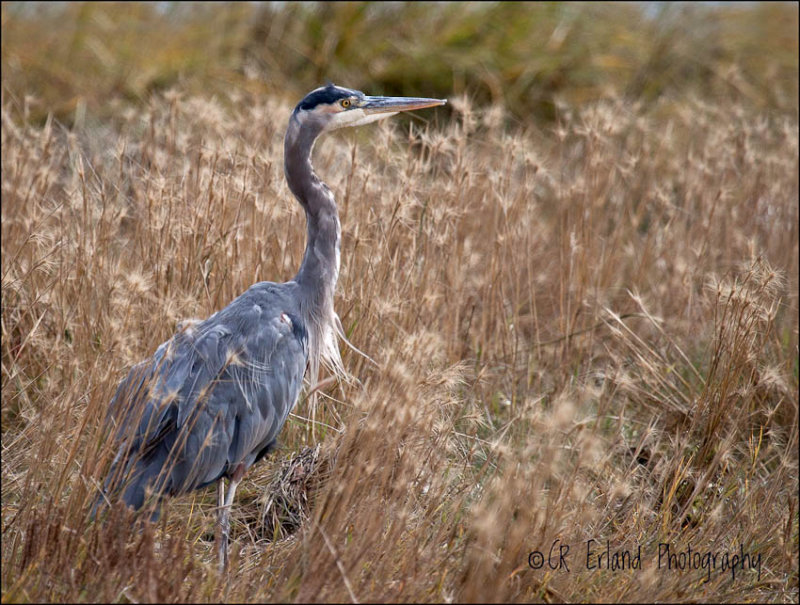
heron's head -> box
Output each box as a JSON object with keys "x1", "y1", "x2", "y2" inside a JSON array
[{"x1": 289, "y1": 83, "x2": 446, "y2": 137}]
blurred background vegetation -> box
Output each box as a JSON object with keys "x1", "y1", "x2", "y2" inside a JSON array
[{"x1": 2, "y1": 1, "x2": 798, "y2": 127}]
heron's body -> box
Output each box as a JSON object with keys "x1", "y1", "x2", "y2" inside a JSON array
[
  {"x1": 98, "y1": 84, "x2": 446, "y2": 571},
  {"x1": 106, "y1": 281, "x2": 308, "y2": 510}
]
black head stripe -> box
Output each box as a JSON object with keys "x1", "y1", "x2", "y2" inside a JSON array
[{"x1": 296, "y1": 83, "x2": 361, "y2": 112}]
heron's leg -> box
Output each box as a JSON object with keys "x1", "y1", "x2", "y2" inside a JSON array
[
  {"x1": 217, "y1": 477, "x2": 226, "y2": 571},
  {"x1": 218, "y1": 464, "x2": 245, "y2": 573}
]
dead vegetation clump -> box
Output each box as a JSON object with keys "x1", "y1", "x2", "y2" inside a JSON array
[
  {"x1": 257, "y1": 444, "x2": 325, "y2": 542},
  {"x1": 1, "y1": 86, "x2": 798, "y2": 602}
]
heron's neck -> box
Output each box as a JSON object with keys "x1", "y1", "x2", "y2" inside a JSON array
[{"x1": 284, "y1": 119, "x2": 341, "y2": 315}]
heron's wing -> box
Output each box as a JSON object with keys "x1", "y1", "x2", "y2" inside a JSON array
[{"x1": 106, "y1": 283, "x2": 308, "y2": 504}]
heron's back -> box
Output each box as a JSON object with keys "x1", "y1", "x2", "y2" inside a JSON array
[{"x1": 103, "y1": 281, "x2": 308, "y2": 511}]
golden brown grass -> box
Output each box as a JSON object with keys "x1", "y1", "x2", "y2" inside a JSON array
[{"x1": 2, "y1": 86, "x2": 798, "y2": 602}]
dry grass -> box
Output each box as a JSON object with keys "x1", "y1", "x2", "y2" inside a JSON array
[{"x1": 1, "y1": 86, "x2": 798, "y2": 602}]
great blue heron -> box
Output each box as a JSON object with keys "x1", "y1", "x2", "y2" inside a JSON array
[{"x1": 97, "y1": 84, "x2": 446, "y2": 571}]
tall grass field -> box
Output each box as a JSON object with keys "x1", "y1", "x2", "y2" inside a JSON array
[{"x1": 2, "y1": 2, "x2": 798, "y2": 602}]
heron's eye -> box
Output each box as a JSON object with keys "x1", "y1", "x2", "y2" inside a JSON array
[{"x1": 340, "y1": 99, "x2": 351, "y2": 109}]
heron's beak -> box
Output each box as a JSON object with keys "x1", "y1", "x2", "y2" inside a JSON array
[{"x1": 361, "y1": 96, "x2": 447, "y2": 115}]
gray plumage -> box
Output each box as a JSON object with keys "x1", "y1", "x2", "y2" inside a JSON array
[
  {"x1": 97, "y1": 84, "x2": 446, "y2": 571},
  {"x1": 105, "y1": 284, "x2": 307, "y2": 510}
]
